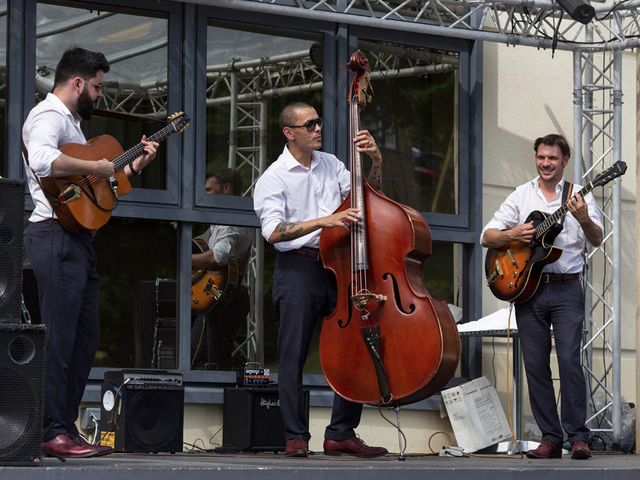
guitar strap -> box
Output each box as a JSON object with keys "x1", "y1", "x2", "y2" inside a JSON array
[{"x1": 559, "y1": 180, "x2": 573, "y2": 228}]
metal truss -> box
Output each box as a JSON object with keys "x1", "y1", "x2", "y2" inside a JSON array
[
  {"x1": 573, "y1": 45, "x2": 624, "y2": 446},
  {"x1": 197, "y1": 0, "x2": 640, "y2": 51}
]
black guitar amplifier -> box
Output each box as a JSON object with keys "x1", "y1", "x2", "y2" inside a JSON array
[
  {"x1": 222, "y1": 387, "x2": 309, "y2": 452},
  {"x1": 99, "y1": 370, "x2": 184, "y2": 453}
]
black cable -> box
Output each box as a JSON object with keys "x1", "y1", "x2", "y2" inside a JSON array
[{"x1": 595, "y1": 0, "x2": 632, "y2": 21}]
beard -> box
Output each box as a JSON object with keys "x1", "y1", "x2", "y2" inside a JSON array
[{"x1": 77, "y1": 86, "x2": 95, "y2": 120}]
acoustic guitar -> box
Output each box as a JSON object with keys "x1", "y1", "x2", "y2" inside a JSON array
[
  {"x1": 191, "y1": 238, "x2": 240, "y2": 315},
  {"x1": 485, "y1": 160, "x2": 627, "y2": 304},
  {"x1": 38, "y1": 112, "x2": 189, "y2": 233}
]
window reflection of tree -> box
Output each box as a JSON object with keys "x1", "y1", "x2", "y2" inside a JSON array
[{"x1": 359, "y1": 43, "x2": 459, "y2": 215}]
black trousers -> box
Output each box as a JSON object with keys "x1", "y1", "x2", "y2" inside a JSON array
[
  {"x1": 25, "y1": 222, "x2": 101, "y2": 441},
  {"x1": 516, "y1": 280, "x2": 590, "y2": 445},
  {"x1": 273, "y1": 251, "x2": 362, "y2": 441}
]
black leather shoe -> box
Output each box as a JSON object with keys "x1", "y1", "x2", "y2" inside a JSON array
[
  {"x1": 41, "y1": 434, "x2": 100, "y2": 458},
  {"x1": 323, "y1": 436, "x2": 388, "y2": 458}
]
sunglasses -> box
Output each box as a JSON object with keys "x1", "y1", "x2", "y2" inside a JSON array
[{"x1": 286, "y1": 118, "x2": 323, "y2": 131}]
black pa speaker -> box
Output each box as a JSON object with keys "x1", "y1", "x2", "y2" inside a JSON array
[
  {"x1": 222, "y1": 387, "x2": 309, "y2": 452},
  {"x1": 98, "y1": 370, "x2": 183, "y2": 453},
  {"x1": 0, "y1": 324, "x2": 45, "y2": 465},
  {"x1": 0, "y1": 178, "x2": 25, "y2": 323}
]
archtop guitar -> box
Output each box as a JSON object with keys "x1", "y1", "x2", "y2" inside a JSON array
[{"x1": 485, "y1": 161, "x2": 627, "y2": 304}]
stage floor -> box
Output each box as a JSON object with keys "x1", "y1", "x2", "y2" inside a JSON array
[{"x1": 1, "y1": 450, "x2": 639, "y2": 480}]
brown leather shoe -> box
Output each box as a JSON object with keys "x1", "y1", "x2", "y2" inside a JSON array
[
  {"x1": 570, "y1": 440, "x2": 592, "y2": 460},
  {"x1": 525, "y1": 439, "x2": 563, "y2": 459},
  {"x1": 71, "y1": 434, "x2": 114, "y2": 456},
  {"x1": 41, "y1": 433, "x2": 100, "y2": 458},
  {"x1": 285, "y1": 438, "x2": 308, "y2": 457},
  {"x1": 323, "y1": 436, "x2": 388, "y2": 458}
]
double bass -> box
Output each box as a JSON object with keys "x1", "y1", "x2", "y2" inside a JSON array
[{"x1": 319, "y1": 51, "x2": 460, "y2": 406}]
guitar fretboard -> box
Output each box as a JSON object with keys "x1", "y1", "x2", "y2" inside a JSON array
[
  {"x1": 534, "y1": 182, "x2": 594, "y2": 240},
  {"x1": 111, "y1": 123, "x2": 178, "y2": 172}
]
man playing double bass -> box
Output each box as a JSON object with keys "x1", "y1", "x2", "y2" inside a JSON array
[
  {"x1": 22, "y1": 47, "x2": 159, "y2": 458},
  {"x1": 253, "y1": 101, "x2": 387, "y2": 458},
  {"x1": 481, "y1": 134, "x2": 602, "y2": 460}
]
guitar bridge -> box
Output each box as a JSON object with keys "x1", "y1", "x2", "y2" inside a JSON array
[
  {"x1": 506, "y1": 249, "x2": 519, "y2": 268},
  {"x1": 203, "y1": 279, "x2": 223, "y2": 301},
  {"x1": 58, "y1": 184, "x2": 81, "y2": 203},
  {"x1": 486, "y1": 260, "x2": 503, "y2": 285}
]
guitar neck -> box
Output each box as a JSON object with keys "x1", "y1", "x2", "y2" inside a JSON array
[
  {"x1": 111, "y1": 123, "x2": 176, "y2": 172},
  {"x1": 534, "y1": 182, "x2": 594, "y2": 240}
]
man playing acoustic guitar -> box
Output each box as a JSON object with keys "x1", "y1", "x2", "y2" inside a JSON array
[
  {"x1": 481, "y1": 134, "x2": 603, "y2": 460},
  {"x1": 22, "y1": 47, "x2": 159, "y2": 458}
]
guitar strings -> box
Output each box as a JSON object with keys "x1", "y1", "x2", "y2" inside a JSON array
[{"x1": 71, "y1": 123, "x2": 175, "y2": 189}]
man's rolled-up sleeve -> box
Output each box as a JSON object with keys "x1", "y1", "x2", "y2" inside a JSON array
[
  {"x1": 25, "y1": 111, "x2": 66, "y2": 177},
  {"x1": 254, "y1": 177, "x2": 286, "y2": 242}
]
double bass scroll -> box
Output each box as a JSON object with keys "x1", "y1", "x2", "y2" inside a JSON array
[{"x1": 318, "y1": 51, "x2": 460, "y2": 407}]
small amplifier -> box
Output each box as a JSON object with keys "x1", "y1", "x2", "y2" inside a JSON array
[
  {"x1": 236, "y1": 363, "x2": 271, "y2": 386},
  {"x1": 99, "y1": 369, "x2": 184, "y2": 453},
  {"x1": 222, "y1": 387, "x2": 309, "y2": 452}
]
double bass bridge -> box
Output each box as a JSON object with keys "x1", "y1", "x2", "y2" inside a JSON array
[{"x1": 351, "y1": 291, "x2": 386, "y2": 310}]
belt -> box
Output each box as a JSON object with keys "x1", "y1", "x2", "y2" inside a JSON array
[
  {"x1": 540, "y1": 273, "x2": 581, "y2": 283},
  {"x1": 35, "y1": 218, "x2": 60, "y2": 224},
  {"x1": 285, "y1": 247, "x2": 320, "y2": 261}
]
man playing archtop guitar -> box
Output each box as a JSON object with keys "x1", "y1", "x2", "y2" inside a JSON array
[{"x1": 481, "y1": 134, "x2": 607, "y2": 461}]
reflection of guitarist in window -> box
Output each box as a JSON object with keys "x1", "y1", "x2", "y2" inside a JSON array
[{"x1": 191, "y1": 169, "x2": 253, "y2": 370}]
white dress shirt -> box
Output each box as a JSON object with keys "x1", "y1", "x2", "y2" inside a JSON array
[
  {"x1": 253, "y1": 145, "x2": 351, "y2": 251},
  {"x1": 22, "y1": 93, "x2": 86, "y2": 222},
  {"x1": 481, "y1": 177, "x2": 603, "y2": 274},
  {"x1": 195, "y1": 224, "x2": 253, "y2": 267}
]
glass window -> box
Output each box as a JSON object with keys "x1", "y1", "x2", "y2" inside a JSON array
[
  {"x1": 35, "y1": 2, "x2": 169, "y2": 189},
  {"x1": 358, "y1": 40, "x2": 459, "y2": 215},
  {"x1": 204, "y1": 21, "x2": 323, "y2": 372},
  {"x1": 0, "y1": 0, "x2": 6, "y2": 176},
  {"x1": 33, "y1": 3, "x2": 174, "y2": 369},
  {"x1": 96, "y1": 217, "x2": 177, "y2": 368},
  {"x1": 190, "y1": 222, "x2": 257, "y2": 371},
  {"x1": 205, "y1": 22, "x2": 323, "y2": 197}
]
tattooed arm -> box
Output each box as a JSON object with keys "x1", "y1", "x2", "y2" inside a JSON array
[
  {"x1": 367, "y1": 162, "x2": 382, "y2": 191},
  {"x1": 267, "y1": 209, "x2": 360, "y2": 244},
  {"x1": 353, "y1": 130, "x2": 382, "y2": 190}
]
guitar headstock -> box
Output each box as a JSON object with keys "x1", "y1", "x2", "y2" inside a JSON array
[
  {"x1": 592, "y1": 161, "x2": 627, "y2": 188},
  {"x1": 168, "y1": 111, "x2": 190, "y2": 134}
]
